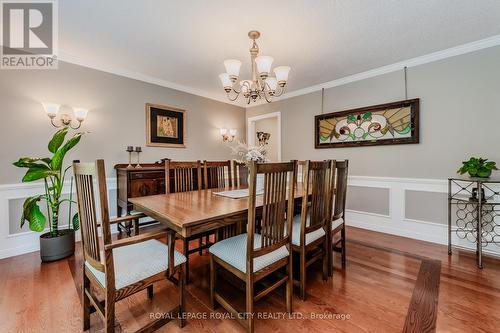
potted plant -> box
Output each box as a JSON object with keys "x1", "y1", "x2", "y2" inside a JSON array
[
  {"x1": 457, "y1": 157, "x2": 498, "y2": 178},
  {"x1": 13, "y1": 127, "x2": 83, "y2": 262}
]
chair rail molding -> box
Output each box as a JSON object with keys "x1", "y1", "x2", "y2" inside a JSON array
[{"x1": 1, "y1": 175, "x2": 499, "y2": 259}]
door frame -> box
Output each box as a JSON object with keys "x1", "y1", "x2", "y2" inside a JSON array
[{"x1": 247, "y1": 111, "x2": 282, "y2": 162}]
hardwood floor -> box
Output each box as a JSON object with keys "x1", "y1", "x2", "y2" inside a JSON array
[{"x1": 1, "y1": 226, "x2": 499, "y2": 333}]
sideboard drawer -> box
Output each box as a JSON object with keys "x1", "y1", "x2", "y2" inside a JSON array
[{"x1": 130, "y1": 171, "x2": 164, "y2": 180}]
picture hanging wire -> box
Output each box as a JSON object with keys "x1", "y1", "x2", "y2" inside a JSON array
[
  {"x1": 321, "y1": 88, "x2": 325, "y2": 114},
  {"x1": 404, "y1": 66, "x2": 408, "y2": 100}
]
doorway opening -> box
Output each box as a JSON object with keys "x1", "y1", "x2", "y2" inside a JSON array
[{"x1": 247, "y1": 111, "x2": 282, "y2": 162}]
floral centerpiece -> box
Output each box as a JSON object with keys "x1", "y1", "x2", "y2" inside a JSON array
[
  {"x1": 230, "y1": 141, "x2": 268, "y2": 190},
  {"x1": 230, "y1": 141, "x2": 269, "y2": 166}
]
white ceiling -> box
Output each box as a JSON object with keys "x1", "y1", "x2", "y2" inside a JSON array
[{"x1": 59, "y1": 0, "x2": 500, "y2": 105}]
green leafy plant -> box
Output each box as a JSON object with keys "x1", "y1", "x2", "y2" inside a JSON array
[
  {"x1": 13, "y1": 128, "x2": 83, "y2": 236},
  {"x1": 457, "y1": 157, "x2": 498, "y2": 178}
]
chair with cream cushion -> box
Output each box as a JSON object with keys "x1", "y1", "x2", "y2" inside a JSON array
[
  {"x1": 166, "y1": 160, "x2": 211, "y2": 284},
  {"x1": 74, "y1": 159, "x2": 186, "y2": 333},
  {"x1": 209, "y1": 161, "x2": 297, "y2": 333},
  {"x1": 328, "y1": 160, "x2": 349, "y2": 277},
  {"x1": 292, "y1": 160, "x2": 332, "y2": 300}
]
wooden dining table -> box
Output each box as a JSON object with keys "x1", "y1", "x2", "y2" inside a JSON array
[{"x1": 129, "y1": 185, "x2": 304, "y2": 239}]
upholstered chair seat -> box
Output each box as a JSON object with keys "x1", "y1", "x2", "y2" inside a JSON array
[
  {"x1": 331, "y1": 217, "x2": 344, "y2": 231},
  {"x1": 86, "y1": 240, "x2": 186, "y2": 289},
  {"x1": 209, "y1": 233, "x2": 289, "y2": 273},
  {"x1": 291, "y1": 214, "x2": 326, "y2": 246}
]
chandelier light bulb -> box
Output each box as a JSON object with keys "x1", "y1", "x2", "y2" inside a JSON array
[
  {"x1": 266, "y1": 77, "x2": 278, "y2": 92},
  {"x1": 219, "y1": 73, "x2": 232, "y2": 91},
  {"x1": 255, "y1": 56, "x2": 274, "y2": 79},
  {"x1": 223, "y1": 59, "x2": 242, "y2": 80},
  {"x1": 240, "y1": 80, "x2": 252, "y2": 93},
  {"x1": 274, "y1": 66, "x2": 291, "y2": 86}
]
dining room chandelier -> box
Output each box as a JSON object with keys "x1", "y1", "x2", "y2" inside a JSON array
[{"x1": 219, "y1": 30, "x2": 291, "y2": 104}]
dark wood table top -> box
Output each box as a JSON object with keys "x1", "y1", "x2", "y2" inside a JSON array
[{"x1": 129, "y1": 184, "x2": 304, "y2": 237}]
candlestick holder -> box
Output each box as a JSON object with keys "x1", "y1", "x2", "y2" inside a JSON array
[
  {"x1": 126, "y1": 146, "x2": 134, "y2": 168},
  {"x1": 135, "y1": 146, "x2": 142, "y2": 168}
]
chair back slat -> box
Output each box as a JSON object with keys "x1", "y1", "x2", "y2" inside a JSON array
[
  {"x1": 73, "y1": 160, "x2": 112, "y2": 272},
  {"x1": 333, "y1": 160, "x2": 349, "y2": 220},
  {"x1": 233, "y1": 161, "x2": 249, "y2": 187},
  {"x1": 247, "y1": 161, "x2": 296, "y2": 266},
  {"x1": 304, "y1": 161, "x2": 332, "y2": 235},
  {"x1": 166, "y1": 160, "x2": 202, "y2": 193},
  {"x1": 203, "y1": 160, "x2": 232, "y2": 189}
]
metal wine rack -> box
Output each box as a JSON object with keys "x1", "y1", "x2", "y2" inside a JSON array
[{"x1": 448, "y1": 177, "x2": 500, "y2": 268}]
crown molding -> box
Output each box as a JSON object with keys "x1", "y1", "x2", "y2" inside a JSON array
[
  {"x1": 248, "y1": 34, "x2": 500, "y2": 107},
  {"x1": 57, "y1": 50, "x2": 245, "y2": 107},
  {"x1": 58, "y1": 34, "x2": 500, "y2": 109}
]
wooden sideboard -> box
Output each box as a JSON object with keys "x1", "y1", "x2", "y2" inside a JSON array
[{"x1": 115, "y1": 161, "x2": 166, "y2": 235}]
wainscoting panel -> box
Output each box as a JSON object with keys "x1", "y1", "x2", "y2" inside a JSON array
[
  {"x1": 404, "y1": 190, "x2": 447, "y2": 225},
  {"x1": 347, "y1": 185, "x2": 390, "y2": 216},
  {"x1": 1, "y1": 176, "x2": 499, "y2": 259},
  {"x1": 0, "y1": 179, "x2": 118, "y2": 259},
  {"x1": 346, "y1": 176, "x2": 500, "y2": 257}
]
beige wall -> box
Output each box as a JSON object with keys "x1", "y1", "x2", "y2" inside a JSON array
[
  {"x1": 254, "y1": 117, "x2": 279, "y2": 162},
  {"x1": 246, "y1": 46, "x2": 500, "y2": 179},
  {"x1": 0, "y1": 61, "x2": 246, "y2": 184}
]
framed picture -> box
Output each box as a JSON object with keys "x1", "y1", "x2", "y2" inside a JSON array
[
  {"x1": 315, "y1": 98, "x2": 419, "y2": 148},
  {"x1": 146, "y1": 103, "x2": 186, "y2": 148}
]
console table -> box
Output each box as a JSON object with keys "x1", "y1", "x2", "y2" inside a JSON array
[
  {"x1": 448, "y1": 177, "x2": 500, "y2": 268},
  {"x1": 115, "y1": 162, "x2": 166, "y2": 235}
]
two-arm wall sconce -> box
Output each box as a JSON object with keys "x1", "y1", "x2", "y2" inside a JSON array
[
  {"x1": 220, "y1": 128, "x2": 237, "y2": 142},
  {"x1": 43, "y1": 103, "x2": 89, "y2": 129}
]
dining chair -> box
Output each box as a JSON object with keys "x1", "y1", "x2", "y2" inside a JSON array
[
  {"x1": 328, "y1": 160, "x2": 349, "y2": 277},
  {"x1": 204, "y1": 160, "x2": 242, "y2": 242},
  {"x1": 209, "y1": 161, "x2": 297, "y2": 333},
  {"x1": 203, "y1": 160, "x2": 232, "y2": 189},
  {"x1": 74, "y1": 159, "x2": 185, "y2": 333},
  {"x1": 292, "y1": 160, "x2": 331, "y2": 299},
  {"x1": 166, "y1": 160, "x2": 209, "y2": 283},
  {"x1": 233, "y1": 160, "x2": 249, "y2": 187}
]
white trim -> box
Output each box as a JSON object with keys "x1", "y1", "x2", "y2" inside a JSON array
[
  {"x1": 249, "y1": 34, "x2": 500, "y2": 107},
  {"x1": 247, "y1": 111, "x2": 282, "y2": 162},
  {"x1": 56, "y1": 35, "x2": 500, "y2": 109}
]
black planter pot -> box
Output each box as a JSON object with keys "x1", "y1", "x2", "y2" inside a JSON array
[{"x1": 39, "y1": 229, "x2": 75, "y2": 262}]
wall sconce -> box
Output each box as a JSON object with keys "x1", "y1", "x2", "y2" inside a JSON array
[
  {"x1": 43, "y1": 102, "x2": 88, "y2": 129},
  {"x1": 220, "y1": 128, "x2": 237, "y2": 142}
]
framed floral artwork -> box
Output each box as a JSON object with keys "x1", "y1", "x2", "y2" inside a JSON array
[
  {"x1": 315, "y1": 99, "x2": 419, "y2": 148},
  {"x1": 146, "y1": 103, "x2": 186, "y2": 148}
]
